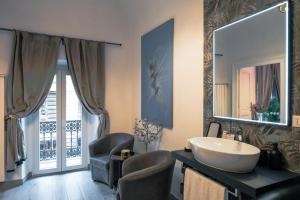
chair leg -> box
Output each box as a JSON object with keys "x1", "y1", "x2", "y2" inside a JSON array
[{"x1": 90, "y1": 164, "x2": 109, "y2": 185}]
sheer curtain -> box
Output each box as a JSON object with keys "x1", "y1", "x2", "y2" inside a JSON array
[
  {"x1": 215, "y1": 84, "x2": 230, "y2": 116},
  {"x1": 5, "y1": 31, "x2": 60, "y2": 171},
  {"x1": 63, "y1": 38, "x2": 109, "y2": 138}
]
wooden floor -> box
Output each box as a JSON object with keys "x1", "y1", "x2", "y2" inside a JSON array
[{"x1": 0, "y1": 170, "x2": 116, "y2": 200}]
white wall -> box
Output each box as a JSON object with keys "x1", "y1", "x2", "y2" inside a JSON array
[
  {"x1": 122, "y1": 0, "x2": 204, "y2": 151},
  {"x1": 119, "y1": 0, "x2": 204, "y2": 198},
  {"x1": 0, "y1": 0, "x2": 204, "y2": 198},
  {"x1": 0, "y1": 0, "x2": 133, "y2": 180},
  {"x1": 0, "y1": 31, "x2": 14, "y2": 182},
  {"x1": 0, "y1": 0, "x2": 132, "y2": 134}
]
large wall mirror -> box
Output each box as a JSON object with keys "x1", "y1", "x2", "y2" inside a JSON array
[{"x1": 213, "y1": 1, "x2": 289, "y2": 125}]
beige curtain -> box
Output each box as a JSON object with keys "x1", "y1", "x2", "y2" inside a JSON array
[
  {"x1": 5, "y1": 31, "x2": 60, "y2": 171},
  {"x1": 63, "y1": 38, "x2": 109, "y2": 138}
]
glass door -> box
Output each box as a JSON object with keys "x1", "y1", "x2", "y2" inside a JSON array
[
  {"x1": 35, "y1": 69, "x2": 86, "y2": 174},
  {"x1": 38, "y1": 75, "x2": 60, "y2": 172},
  {"x1": 62, "y1": 74, "x2": 84, "y2": 170}
]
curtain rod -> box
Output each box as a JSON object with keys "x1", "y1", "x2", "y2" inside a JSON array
[{"x1": 0, "y1": 27, "x2": 122, "y2": 46}]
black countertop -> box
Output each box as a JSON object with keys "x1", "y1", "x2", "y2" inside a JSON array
[{"x1": 172, "y1": 150, "x2": 300, "y2": 198}]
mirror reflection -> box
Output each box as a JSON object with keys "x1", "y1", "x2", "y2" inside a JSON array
[{"x1": 213, "y1": 2, "x2": 288, "y2": 125}]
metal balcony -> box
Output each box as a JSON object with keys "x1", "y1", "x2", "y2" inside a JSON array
[{"x1": 39, "y1": 120, "x2": 81, "y2": 161}]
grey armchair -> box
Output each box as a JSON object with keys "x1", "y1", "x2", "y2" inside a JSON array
[
  {"x1": 89, "y1": 133, "x2": 134, "y2": 187},
  {"x1": 117, "y1": 150, "x2": 175, "y2": 200}
]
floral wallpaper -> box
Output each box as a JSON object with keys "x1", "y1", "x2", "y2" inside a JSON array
[{"x1": 204, "y1": 0, "x2": 300, "y2": 172}]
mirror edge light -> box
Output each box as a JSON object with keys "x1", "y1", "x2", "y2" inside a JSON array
[{"x1": 212, "y1": 1, "x2": 290, "y2": 126}]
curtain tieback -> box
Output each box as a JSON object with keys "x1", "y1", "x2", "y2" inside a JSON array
[{"x1": 5, "y1": 114, "x2": 18, "y2": 120}]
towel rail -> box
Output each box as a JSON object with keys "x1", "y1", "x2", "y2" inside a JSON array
[
  {"x1": 181, "y1": 163, "x2": 242, "y2": 199},
  {"x1": 227, "y1": 188, "x2": 241, "y2": 200}
]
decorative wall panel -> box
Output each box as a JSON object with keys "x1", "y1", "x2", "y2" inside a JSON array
[{"x1": 204, "y1": 0, "x2": 300, "y2": 172}]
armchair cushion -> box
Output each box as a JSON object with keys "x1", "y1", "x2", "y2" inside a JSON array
[{"x1": 90, "y1": 154, "x2": 110, "y2": 170}]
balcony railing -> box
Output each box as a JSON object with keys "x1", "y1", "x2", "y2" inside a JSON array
[{"x1": 39, "y1": 120, "x2": 81, "y2": 161}]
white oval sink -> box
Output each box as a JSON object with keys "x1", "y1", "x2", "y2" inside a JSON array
[{"x1": 189, "y1": 137, "x2": 260, "y2": 173}]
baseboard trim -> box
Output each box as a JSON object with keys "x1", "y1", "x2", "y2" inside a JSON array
[
  {"x1": 23, "y1": 171, "x2": 32, "y2": 183},
  {"x1": 0, "y1": 168, "x2": 89, "y2": 190},
  {"x1": 31, "y1": 167, "x2": 89, "y2": 178},
  {"x1": 0, "y1": 171, "x2": 32, "y2": 190}
]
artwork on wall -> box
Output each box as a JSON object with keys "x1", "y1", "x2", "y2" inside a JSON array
[{"x1": 141, "y1": 19, "x2": 174, "y2": 129}]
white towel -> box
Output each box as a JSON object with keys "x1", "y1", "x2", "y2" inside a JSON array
[{"x1": 184, "y1": 168, "x2": 226, "y2": 200}]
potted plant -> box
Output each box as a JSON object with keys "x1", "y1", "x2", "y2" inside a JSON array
[{"x1": 134, "y1": 118, "x2": 163, "y2": 152}]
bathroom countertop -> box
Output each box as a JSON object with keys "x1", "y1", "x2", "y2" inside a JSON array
[{"x1": 172, "y1": 150, "x2": 300, "y2": 198}]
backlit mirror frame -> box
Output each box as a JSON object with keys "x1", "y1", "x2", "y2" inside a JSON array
[{"x1": 212, "y1": 1, "x2": 290, "y2": 126}]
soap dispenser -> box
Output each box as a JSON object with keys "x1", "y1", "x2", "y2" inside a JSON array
[{"x1": 269, "y1": 143, "x2": 282, "y2": 170}]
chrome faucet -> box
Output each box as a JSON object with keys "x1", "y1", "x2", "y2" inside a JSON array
[
  {"x1": 235, "y1": 133, "x2": 243, "y2": 142},
  {"x1": 234, "y1": 126, "x2": 243, "y2": 142}
]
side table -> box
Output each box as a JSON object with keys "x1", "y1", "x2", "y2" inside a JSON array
[{"x1": 111, "y1": 151, "x2": 135, "y2": 190}]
